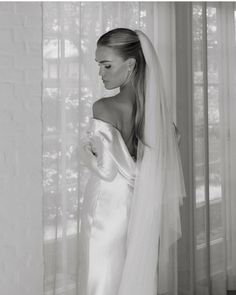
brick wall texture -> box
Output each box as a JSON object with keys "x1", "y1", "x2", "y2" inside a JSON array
[{"x1": 0, "y1": 2, "x2": 43, "y2": 295}]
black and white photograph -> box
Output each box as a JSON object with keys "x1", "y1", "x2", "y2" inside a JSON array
[{"x1": 0, "y1": 1, "x2": 236, "y2": 295}]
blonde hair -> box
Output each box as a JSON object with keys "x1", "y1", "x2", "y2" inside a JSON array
[{"x1": 97, "y1": 28, "x2": 146, "y2": 153}]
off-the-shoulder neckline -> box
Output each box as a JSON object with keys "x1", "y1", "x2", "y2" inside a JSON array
[
  {"x1": 91, "y1": 117, "x2": 136, "y2": 163},
  {"x1": 92, "y1": 117, "x2": 121, "y2": 134}
]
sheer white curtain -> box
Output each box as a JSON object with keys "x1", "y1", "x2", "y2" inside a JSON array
[
  {"x1": 192, "y1": 3, "x2": 236, "y2": 293},
  {"x1": 177, "y1": 2, "x2": 236, "y2": 295},
  {"x1": 217, "y1": 3, "x2": 236, "y2": 290},
  {"x1": 42, "y1": 2, "x2": 176, "y2": 294}
]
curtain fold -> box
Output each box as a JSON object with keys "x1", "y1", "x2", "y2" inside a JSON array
[
  {"x1": 217, "y1": 2, "x2": 236, "y2": 290},
  {"x1": 42, "y1": 3, "x2": 177, "y2": 294},
  {"x1": 176, "y1": 2, "x2": 236, "y2": 295}
]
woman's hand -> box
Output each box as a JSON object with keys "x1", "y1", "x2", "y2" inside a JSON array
[{"x1": 78, "y1": 141, "x2": 95, "y2": 167}]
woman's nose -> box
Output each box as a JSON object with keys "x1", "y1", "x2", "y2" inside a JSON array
[{"x1": 99, "y1": 67, "x2": 104, "y2": 77}]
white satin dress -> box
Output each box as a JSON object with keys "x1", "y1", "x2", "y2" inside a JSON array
[{"x1": 79, "y1": 118, "x2": 136, "y2": 295}]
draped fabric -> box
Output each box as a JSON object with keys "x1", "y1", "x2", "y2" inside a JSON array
[
  {"x1": 176, "y1": 2, "x2": 236, "y2": 295},
  {"x1": 42, "y1": 3, "x2": 177, "y2": 294},
  {"x1": 116, "y1": 30, "x2": 186, "y2": 295},
  {"x1": 78, "y1": 118, "x2": 136, "y2": 295},
  {"x1": 80, "y1": 118, "x2": 136, "y2": 184}
]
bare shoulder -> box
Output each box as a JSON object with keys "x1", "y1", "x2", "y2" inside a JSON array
[
  {"x1": 92, "y1": 97, "x2": 108, "y2": 119},
  {"x1": 92, "y1": 97, "x2": 119, "y2": 127}
]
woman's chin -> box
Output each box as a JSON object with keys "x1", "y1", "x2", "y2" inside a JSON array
[
  {"x1": 103, "y1": 81, "x2": 119, "y2": 90},
  {"x1": 104, "y1": 84, "x2": 114, "y2": 90}
]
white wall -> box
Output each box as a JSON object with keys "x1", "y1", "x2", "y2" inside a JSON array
[{"x1": 0, "y1": 2, "x2": 43, "y2": 295}]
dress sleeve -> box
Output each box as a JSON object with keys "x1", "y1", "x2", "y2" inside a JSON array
[{"x1": 80, "y1": 130, "x2": 118, "y2": 181}]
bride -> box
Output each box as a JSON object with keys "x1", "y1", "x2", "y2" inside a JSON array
[{"x1": 79, "y1": 28, "x2": 186, "y2": 295}]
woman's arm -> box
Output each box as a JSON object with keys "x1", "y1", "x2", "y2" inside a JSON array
[{"x1": 80, "y1": 134, "x2": 118, "y2": 182}]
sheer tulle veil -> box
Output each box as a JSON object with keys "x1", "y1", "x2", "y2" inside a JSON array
[{"x1": 117, "y1": 30, "x2": 186, "y2": 295}]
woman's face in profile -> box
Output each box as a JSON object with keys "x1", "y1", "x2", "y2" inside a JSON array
[{"x1": 95, "y1": 46, "x2": 129, "y2": 90}]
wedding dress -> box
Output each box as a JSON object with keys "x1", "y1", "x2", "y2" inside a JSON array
[
  {"x1": 78, "y1": 117, "x2": 136, "y2": 295},
  {"x1": 79, "y1": 30, "x2": 186, "y2": 295}
]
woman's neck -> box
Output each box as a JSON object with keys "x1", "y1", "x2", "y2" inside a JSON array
[{"x1": 119, "y1": 81, "x2": 136, "y2": 103}]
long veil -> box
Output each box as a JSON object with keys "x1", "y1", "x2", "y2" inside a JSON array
[{"x1": 117, "y1": 31, "x2": 186, "y2": 295}]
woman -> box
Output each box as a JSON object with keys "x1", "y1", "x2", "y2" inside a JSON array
[{"x1": 79, "y1": 28, "x2": 186, "y2": 295}]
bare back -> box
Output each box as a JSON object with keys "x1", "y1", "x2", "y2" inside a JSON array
[{"x1": 93, "y1": 95, "x2": 136, "y2": 158}]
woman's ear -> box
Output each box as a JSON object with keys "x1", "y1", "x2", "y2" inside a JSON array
[{"x1": 127, "y1": 58, "x2": 136, "y2": 71}]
